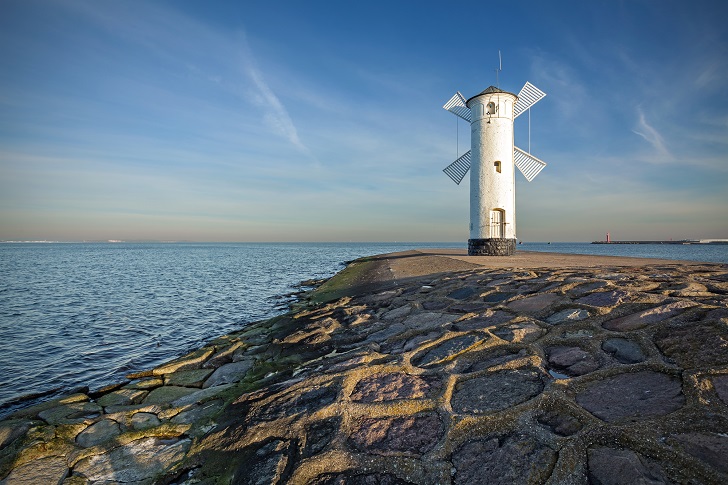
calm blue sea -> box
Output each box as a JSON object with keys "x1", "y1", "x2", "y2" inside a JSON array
[{"x1": 0, "y1": 241, "x2": 725, "y2": 417}]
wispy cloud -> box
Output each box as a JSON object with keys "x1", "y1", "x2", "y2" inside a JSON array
[
  {"x1": 237, "y1": 35, "x2": 312, "y2": 158},
  {"x1": 632, "y1": 106, "x2": 671, "y2": 160}
]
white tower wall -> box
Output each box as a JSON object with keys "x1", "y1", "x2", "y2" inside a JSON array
[{"x1": 467, "y1": 90, "x2": 517, "y2": 255}]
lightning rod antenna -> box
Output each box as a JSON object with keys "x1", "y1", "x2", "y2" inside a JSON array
[{"x1": 495, "y1": 50, "x2": 502, "y2": 87}]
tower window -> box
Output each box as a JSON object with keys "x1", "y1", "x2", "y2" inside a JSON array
[
  {"x1": 494, "y1": 161, "x2": 501, "y2": 173},
  {"x1": 486, "y1": 101, "x2": 497, "y2": 114}
]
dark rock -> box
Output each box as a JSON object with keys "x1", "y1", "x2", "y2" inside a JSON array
[
  {"x1": 713, "y1": 375, "x2": 728, "y2": 405},
  {"x1": 453, "y1": 348, "x2": 528, "y2": 374},
  {"x1": 448, "y1": 287, "x2": 478, "y2": 300},
  {"x1": 603, "y1": 300, "x2": 697, "y2": 331},
  {"x1": 546, "y1": 346, "x2": 600, "y2": 376},
  {"x1": 202, "y1": 359, "x2": 254, "y2": 388},
  {"x1": 576, "y1": 371, "x2": 685, "y2": 422},
  {"x1": 568, "y1": 280, "x2": 609, "y2": 297},
  {"x1": 482, "y1": 292, "x2": 516, "y2": 303},
  {"x1": 0, "y1": 456, "x2": 69, "y2": 484},
  {"x1": 451, "y1": 310, "x2": 513, "y2": 331},
  {"x1": 421, "y1": 300, "x2": 449, "y2": 311},
  {"x1": 252, "y1": 381, "x2": 340, "y2": 422},
  {"x1": 73, "y1": 437, "x2": 190, "y2": 483},
  {"x1": 493, "y1": 321, "x2": 545, "y2": 343},
  {"x1": 546, "y1": 308, "x2": 590, "y2": 324},
  {"x1": 452, "y1": 435, "x2": 556, "y2": 484},
  {"x1": 350, "y1": 373, "x2": 438, "y2": 402},
  {"x1": 131, "y1": 412, "x2": 161, "y2": 430},
  {"x1": 671, "y1": 432, "x2": 728, "y2": 474},
  {"x1": 233, "y1": 439, "x2": 293, "y2": 485},
  {"x1": 654, "y1": 323, "x2": 728, "y2": 368},
  {"x1": 507, "y1": 293, "x2": 561, "y2": 313},
  {"x1": 75, "y1": 418, "x2": 121, "y2": 447},
  {"x1": 348, "y1": 412, "x2": 443, "y2": 454},
  {"x1": 587, "y1": 447, "x2": 671, "y2": 485},
  {"x1": 602, "y1": 338, "x2": 645, "y2": 364},
  {"x1": 451, "y1": 369, "x2": 544, "y2": 414},
  {"x1": 576, "y1": 290, "x2": 629, "y2": 308},
  {"x1": 537, "y1": 410, "x2": 583, "y2": 436},
  {"x1": 310, "y1": 472, "x2": 416, "y2": 484},
  {"x1": 143, "y1": 386, "x2": 198, "y2": 405},
  {"x1": 411, "y1": 334, "x2": 481, "y2": 368},
  {"x1": 303, "y1": 417, "x2": 340, "y2": 457}
]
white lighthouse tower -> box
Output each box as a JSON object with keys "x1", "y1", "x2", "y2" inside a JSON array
[{"x1": 442, "y1": 82, "x2": 548, "y2": 255}]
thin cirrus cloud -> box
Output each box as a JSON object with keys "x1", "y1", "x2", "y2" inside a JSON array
[{"x1": 632, "y1": 106, "x2": 671, "y2": 161}]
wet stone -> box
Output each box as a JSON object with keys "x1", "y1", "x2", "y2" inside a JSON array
[
  {"x1": 164, "y1": 368, "x2": 213, "y2": 388},
  {"x1": 411, "y1": 334, "x2": 481, "y2": 368},
  {"x1": 546, "y1": 308, "x2": 590, "y2": 324},
  {"x1": 75, "y1": 418, "x2": 121, "y2": 447},
  {"x1": 452, "y1": 435, "x2": 557, "y2": 485},
  {"x1": 546, "y1": 346, "x2": 600, "y2": 376},
  {"x1": 131, "y1": 412, "x2": 161, "y2": 430},
  {"x1": 492, "y1": 321, "x2": 544, "y2": 343},
  {"x1": 348, "y1": 412, "x2": 443, "y2": 454},
  {"x1": 603, "y1": 300, "x2": 698, "y2": 331},
  {"x1": 171, "y1": 399, "x2": 224, "y2": 425},
  {"x1": 576, "y1": 290, "x2": 629, "y2": 308},
  {"x1": 537, "y1": 410, "x2": 583, "y2": 436},
  {"x1": 671, "y1": 432, "x2": 728, "y2": 474},
  {"x1": 350, "y1": 373, "x2": 438, "y2": 402},
  {"x1": 576, "y1": 371, "x2": 685, "y2": 422},
  {"x1": 73, "y1": 437, "x2": 190, "y2": 483},
  {"x1": 602, "y1": 338, "x2": 645, "y2": 364},
  {"x1": 202, "y1": 359, "x2": 254, "y2": 388},
  {"x1": 38, "y1": 401, "x2": 102, "y2": 425},
  {"x1": 587, "y1": 447, "x2": 671, "y2": 485},
  {"x1": 654, "y1": 323, "x2": 728, "y2": 368},
  {"x1": 97, "y1": 388, "x2": 148, "y2": 407},
  {"x1": 0, "y1": 420, "x2": 30, "y2": 449},
  {"x1": 451, "y1": 369, "x2": 544, "y2": 414},
  {"x1": 143, "y1": 386, "x2": 198, "y2": 405}
]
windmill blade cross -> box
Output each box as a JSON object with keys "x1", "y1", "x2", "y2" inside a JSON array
[
  {"x1": 443, "y1": 150, "x2": 471, "y2": 185},
  {"x1": 443, "y1": 91, "x2": 472, "y2": 122},
  {"x1": 514, "y1": 146, "x2": 547, "y2": 182},
  {"x1": 513, "y1": 82, "x2": 546, "y2": 119}
]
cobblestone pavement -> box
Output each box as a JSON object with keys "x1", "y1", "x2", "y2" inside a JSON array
[{"x1": 1, "y1": 252, "x2": 726, "y2": 484}]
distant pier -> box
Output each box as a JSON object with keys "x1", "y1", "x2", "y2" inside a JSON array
[{"x1": 592, "y1": 239, "x2": 728, "y2": 245}]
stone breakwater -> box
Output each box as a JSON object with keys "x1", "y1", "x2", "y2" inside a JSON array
[{"x1": 0, "y1": 251, "x2": 727, "y2": 484}]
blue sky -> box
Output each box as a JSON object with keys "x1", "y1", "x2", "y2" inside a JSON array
[{"x1": 1, "y1": 0, "x2": 726, "y2": 242}]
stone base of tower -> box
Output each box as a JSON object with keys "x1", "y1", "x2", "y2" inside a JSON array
[{"x1": 468, "y1": 238, "x2": 516, "y2": 256}]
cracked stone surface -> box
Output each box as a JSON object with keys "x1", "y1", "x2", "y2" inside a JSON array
[{"x1": 1, "y1": 251, "x2": 727, "y2": 484}]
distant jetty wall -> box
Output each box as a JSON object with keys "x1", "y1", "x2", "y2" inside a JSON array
[{"x1": 592, "y1": 239, "x2": 728, "y2": 245}]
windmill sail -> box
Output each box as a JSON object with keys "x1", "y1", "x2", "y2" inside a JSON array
[
  {"x1": 514, "y1": 146, "x2": 546, "y2": 182},
  {"x1": 443, "y1": 92, "x2": 471, "y2": 122},
  {"x1": 513, "y1": 82, "x2": 546, "y2": 119},
  {"x1": 443, "y1": 150, "x2": 471, "y2": 185}
]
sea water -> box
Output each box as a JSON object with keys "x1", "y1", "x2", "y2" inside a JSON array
[{"x1": 0, "y1": 241, "x2": 725, "y2": 417}]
